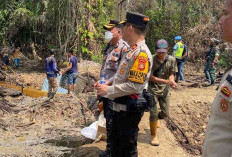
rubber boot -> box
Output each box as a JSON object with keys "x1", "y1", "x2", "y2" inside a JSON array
[
  {"x1": 150, "y1": 121, "x2": 159, "y2": 146},
  {"x1": 210, "y1": 80, "x2": 215, "y2": 86}
]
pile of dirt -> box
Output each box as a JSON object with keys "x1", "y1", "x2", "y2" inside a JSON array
[
  {"x1": 78, "y1": 60, "x2": 101, "y2": 80},
  {"x1": 2, "y1": 60, "x2": 101, "y2": 92},
  {"x1": 0, "y1": 87, "x2": 97, "y2": 156},
  {"x1": 5, "y1": 72, "x2": 46, "y2": 89},
  {"x1": 167, "y1": 86, "x2": 217, "y2": 156}
]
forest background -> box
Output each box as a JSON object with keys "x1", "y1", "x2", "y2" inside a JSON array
[{"x1": 0, "y1": 0, "x2": 230, "y2": 68}]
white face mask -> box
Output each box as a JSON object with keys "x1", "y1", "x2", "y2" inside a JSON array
[{"x1": 105, "y1": 31, "x2": 113, "y2": 43}]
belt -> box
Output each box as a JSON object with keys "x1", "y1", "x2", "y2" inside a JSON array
[
  {"x1": 114, "y1": 94, "x2": 140, "y2": 105},
  {"x1": 46, "y1": 72, "x2": 55, "y2": 75}
]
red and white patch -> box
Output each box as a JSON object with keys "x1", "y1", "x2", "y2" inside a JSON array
[
  {"x1": 138, "y1": 63, "x2": 145, "y2": 71},
  {"x1": 219, "y1": 99, "x2": 229, "y2": 112},
  {"x1": 131, "y1": 44, "x2": 137, "y2": 50},
  {"x1": 137, "y1": 56, "x2": 148, "y2": 71}
]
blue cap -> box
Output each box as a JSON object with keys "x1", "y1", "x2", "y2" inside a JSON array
[{"x1": 174, "y1": 36, "x2": 182, "y2": 40}]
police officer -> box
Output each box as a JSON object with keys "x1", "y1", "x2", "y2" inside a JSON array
[
  {"x1": 203, "y1": 0, "x2": 232, "y2": 156},
  {"x1": 149, "y1": 39, "x2": 177, "y2": 146},
  {"x1": 204, "y1": 38, "x2": 220, "y2": 85},
  {"x1": 45, "y1": 49, "x2": 59, "y2": 100},
  {"x1": 173, "y1": 36, "x2": 184, "y2": 83},
  {"x1": 96, "y1": 20, "x2": 129, "y2": 157},
  {"x1": 95, "y1": 12, "x2": 152, "y2": 157}
]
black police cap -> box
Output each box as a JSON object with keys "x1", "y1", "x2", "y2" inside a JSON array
[
  {"x1": 120, "y1": 12, "x2": 150, "y2": 28},
  {"x1": 103, "y1": 20, "x2": 122, "y2": 30}
]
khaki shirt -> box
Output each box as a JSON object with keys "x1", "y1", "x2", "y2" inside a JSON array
[
  {"x1": 148, "y1": 55, "x2": 177, "y2": 96},
  {"x1": 107, "y1": 40, "x2": 153, "y2": 112},
  {"x1": 203, "y1": 68, "x2": 232, "y2": 157},
  {"x1": 100, "y1": 39, "x2": 129, "y2": 83}
]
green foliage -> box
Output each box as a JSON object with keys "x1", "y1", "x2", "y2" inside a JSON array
[
  {"x1": 91, "y1": 52, "x2": 103, "y2": 64},
  {"x1": 0, "y1": 0, "x2": 225, "y2": 66},
  {"x1": 219, "y1": 51, "x2": 232, "y2": 68},
  {"x1": 128, "y1": 0, "x2": 219, "y2": 54}
]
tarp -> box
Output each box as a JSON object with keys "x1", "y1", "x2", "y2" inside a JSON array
[
  {"x1": 81, "y1": 113, "x2": 106, "y2": 140},
  {"x1": 42, "y1": 75, "x2": 68, "y2": 94}
]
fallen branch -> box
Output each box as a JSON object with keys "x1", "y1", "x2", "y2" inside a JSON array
[
  {"x1": 74, "y1": 96, "x2": 93, "y2": 114},
  {"x1": 17, "y1": 122, "x2": 35, "y2": 128},
  {"x1": 165, "y1": 115, "x2": 189, "y2": 144},
  {"x1": 19, "y1": 52, "x2": 30, "y2": 60}
]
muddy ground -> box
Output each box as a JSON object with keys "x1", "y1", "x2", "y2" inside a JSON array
[{"x1": 0, "y1": 62, "x2": 220, "y2": 156}]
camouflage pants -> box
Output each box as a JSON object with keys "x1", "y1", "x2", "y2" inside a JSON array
[
  {"x1": 48, "y1": 77, "x2": 58, "y2": 94},
  {"x1": 150, "y1": 94, "x2": 170, "y2": 122},
  {"x1": 209, "y1": 64, "x2": 218, "y2": 83}
]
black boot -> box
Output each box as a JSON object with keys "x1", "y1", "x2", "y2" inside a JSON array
[
  {"x1": 99, "y1": 150, "x2": 110, "y2": 157},
  {"x1": 47, "y1": 92, "x2": 51, "y2": 98},
  {"x1": 210, "y1": 80, "x2": 215, "y2": 85}
]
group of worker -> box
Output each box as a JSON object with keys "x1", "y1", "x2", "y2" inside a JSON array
[
  {"x1": 45, "y1": 49, "x2": 78, "y2": 100},
  {"x1": 44, "y1": 0, "x2": 232, "y2": 156},
  {"x1": 93, "y1": 12, "x2": 183, "y2": 157},
  {"x1": 94, "y1": 0, "x2": 232, "y2": 155},
  {"x1": 0, "y1": 45, "x2": 21, "y2": 68}
]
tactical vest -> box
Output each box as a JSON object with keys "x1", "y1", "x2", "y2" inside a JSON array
[
  {"x1": 175, "y1": 42, "x2": 184, "y2": 59},
  {"x1": 45, "y1": 57, "x2": 56, "y2": 76}
]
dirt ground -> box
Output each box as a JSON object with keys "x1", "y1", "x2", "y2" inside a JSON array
[
  {"x1": 0, "y1": 89, "x2": 98, "y2": 156},
  {"x1": 0, "y1": 62, "x2": 220, "y2": 156},
  {"x1": 74, "y1": 85, "x2": 216, "y2": 157},
  {"x1": 73, "y1": 63, "x2": 219, "y2": 157},
  {"x1": 4, "y1": 60, "x2": 101, "y2": 91}
]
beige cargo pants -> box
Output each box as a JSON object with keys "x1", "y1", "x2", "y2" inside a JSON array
[{"x1": 48, "y1": 77, "x2": 58, "y2": 94}]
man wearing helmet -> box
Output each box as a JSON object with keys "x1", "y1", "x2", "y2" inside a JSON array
[{"x1": 173, "y1": 36, "x2": 185, "y2": 83}]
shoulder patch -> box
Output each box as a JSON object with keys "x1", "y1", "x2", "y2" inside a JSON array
[
  {"x1": 220, "y1": 99, "x2": 229, "y2": 112},
  {"x1": 221, "y1": 86, "x2": 231, "y2": 98},
  {"x1": 128, "y1": 52, "x2": 149, "y2": 84}
]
